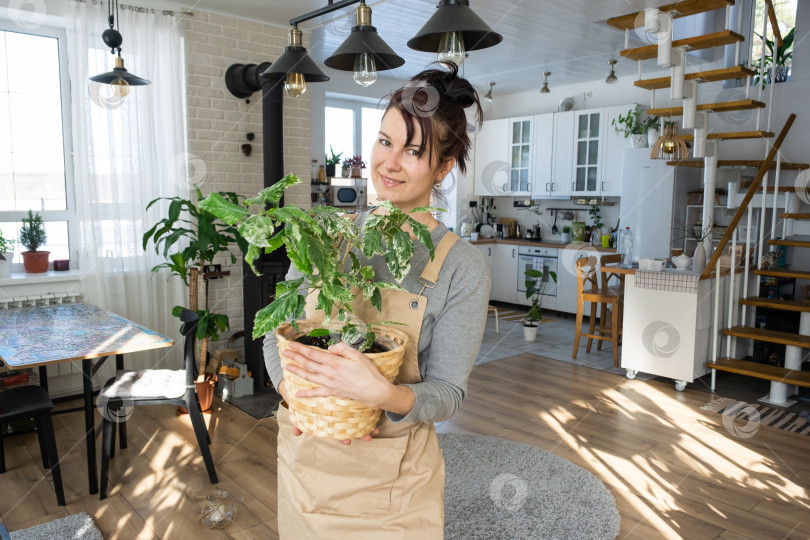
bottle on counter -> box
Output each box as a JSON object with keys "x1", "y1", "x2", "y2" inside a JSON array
[
  {"x1": 318, "y1": 165, "x2": 326, "y2": 184},
  {"x1": 620, "y1": 227, "x2": 634, "y2": 268}
]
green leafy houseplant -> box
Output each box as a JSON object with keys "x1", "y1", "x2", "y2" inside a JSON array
[
  {"x1": 19, "y1": 210, "x2": 47, "y2": 252},
  {"x1": 589, "y1": 204, "x2": 603, "y2": 232},
  {"x1": 524, "y1": 268, "x2": 557, "y2": 326},
  {"x1": 0, "y1": 229, "x2": 14, "y2": 261},
  {"x1": 143, "y1": 187, "x2": 248, "y2": 378},
  {"x1": 325, "y1": 145, "x2": 343, "y2": 166},
  {"x1": 753, "y1": 27, "x2": 794, "y2": 87},
  {"x1": 199, "y1": 173, "x2": 438, "y2": 352},
  {"x1": 612, "y1": 108, "x2": 659, "y2": 137}
]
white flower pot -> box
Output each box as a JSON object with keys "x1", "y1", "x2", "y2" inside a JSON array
[
  {"x1": 647, "y1": 127, "x2": 659, "y2": 147},
  {"x1": 560, "y1": 232, "x2": 571, "y2": 244},
  {"x1": 523, "y1": 324, "x2": 539, "y2": 341},
  {"x1": 0, "y1": 252, "x2": 13, "y2": 278},
  {"x1": 630, "y1": 133, "x2": 648, "y2": 148}
]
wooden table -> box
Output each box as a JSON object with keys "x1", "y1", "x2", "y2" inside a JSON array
[{"x1": 0, "y1": 302, "x2": 173, "y2": 495}]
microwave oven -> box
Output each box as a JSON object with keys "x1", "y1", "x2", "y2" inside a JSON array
[{"x1": 330, "y1": 178, "x2": 367, "y2": 207}]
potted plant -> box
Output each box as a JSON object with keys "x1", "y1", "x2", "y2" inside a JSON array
[
  {"x1": 325, "y1": 145, "x2": 343, "y2": 178},
  {"x1": 522, "y1": 266, "x2": 557, "y2": 341},
  {"x1": 612, "y1": 108, "x2": 659, "y2": 148},
  {"x1": 0, "y1": 229, "x2": 15, "y2": 278},
  {"x1": 753, "y1": 27, "x2": 794, "y2": 87},
  {"x1": 561, "y1": 225, "x2": 571, "y2": 244},
  {"x1": 199, "y1": 173, "x2": 438, "y2": 439},
  {"x1": 19, "y1": 210, "x2": 50, "y2": 273},
  {"x1": 589, "y1": 204, "x2": 607, "y2": 246},
  {"x1": 343, "y1": 155, "x2": 366, "y2": 178},
  {"x1": 143, "y1": 187, "x2": 248, "y2": 413}
]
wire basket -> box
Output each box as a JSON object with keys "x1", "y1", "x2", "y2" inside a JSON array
[{"x1": 276, "y1": 319, "x2": 408, "y2": 440}]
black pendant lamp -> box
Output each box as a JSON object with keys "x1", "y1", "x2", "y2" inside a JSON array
[
  {"x1": 88, "y1": 0, "x2": 150, "y2": 97},
  {"x1": 324, "y1": 1, "x2": 404, "y2": 87},
  {"x1": 407, "y1": 0, "x2": 503, "y2": 66},
  {"x1": 261, "y1": 25, "x2": 329, "y2": 97}
]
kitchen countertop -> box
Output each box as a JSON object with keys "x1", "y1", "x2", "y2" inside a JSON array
[{"x1": 468, "y1": 238, "x2": 617, "y2": 253}]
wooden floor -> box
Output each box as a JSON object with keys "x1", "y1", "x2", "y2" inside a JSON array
[{"x1": 1, "y1": 354, "x2": 808, "y2": 539}]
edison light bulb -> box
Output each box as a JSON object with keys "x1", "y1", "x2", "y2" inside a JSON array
[
  {"x1": 662, "y1": 139, "x2": 677, "y2": 154},
  {"x1": 111, "y1": 77, "x2": 130, "y2": 98},
  {"x1": 437, "y1": 31, "x2": 465, "y2": 66},
  {"x1": 353, "y1": 53, "x2": 377, "y2": 87},
  {"x1": 285, "y1": 72, "x2": 307, "y2": 97}
]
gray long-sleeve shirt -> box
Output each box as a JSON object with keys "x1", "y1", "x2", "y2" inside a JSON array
[{"x1": 263, "y1": 213, "x2": 491, "y2": 424}]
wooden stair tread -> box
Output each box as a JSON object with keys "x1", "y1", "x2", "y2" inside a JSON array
[
  {"x1": 667, "y1": 160, "x2": 810, "y2": 170},
  {"x1": 740, "y1": 183, "x2": 796, "y2": 192},
  {"x1": 721, "y1": 326, "x2": 810, "y2": 348},
  {"x1": 635, "y1": 66, "x2": 756, "y2": 90},
  {"x1": 608, "y1": 0, "x2": 734, "y2": 30},
  {"x1": 680, "y1": 130, "x2": 774, "y2": 141},
  {"x1": 767, "y1": 236, "x2": 810, "y2": 248},
  {"x1": 621, "y1": 30, "x2": 745, "y2": 61},
  {"x1": 782, "y1": 213, "x2": 810, "y2": 220},
  {"x1": 739, "y1": 296, "x2": 810, "y2": 313},
  {"x1": 647, "y1": 100, "x2": 765, "y2": 117},
  {"x1": 753, "y1": 268, "x2": 810, "y2": 279},
  {"x1": 708, "y1": 357, "x2": 810, "y2": 388}
]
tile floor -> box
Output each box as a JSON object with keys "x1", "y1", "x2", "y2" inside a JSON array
[{"x1": 478, "y1": 302, "x2": 810, "y2": 414}]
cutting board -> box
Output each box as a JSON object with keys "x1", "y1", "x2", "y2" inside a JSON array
[{"x1": 497, "y1": 218, "x2": 517, "y2": 238}]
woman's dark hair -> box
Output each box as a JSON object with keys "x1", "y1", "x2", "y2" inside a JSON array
[{"x1": 384, "y1": 62, "x2": 483, "y2": 179}]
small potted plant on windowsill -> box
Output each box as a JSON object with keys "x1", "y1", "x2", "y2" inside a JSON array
[
  {"x1": 753, "y1": 27, "x2": 794, "y2": 87},
  {"x1": 325, "y1": 145, "x2": 343, "y2": 178},
  {"x1": 343, "y1": 155, "x2": 366, "y2": 178},
  {"x1": 0, "y1": 229, "x2": 15, "y2": 278},
  {"x1": 612, "y1": 107, "x2": 659, "y2": 148},
  {"x1": 200, "y1": 173, "x2": 438, "y2": 440},
  {"x1": 19, "y1": 210, "x2": 50, "y2": 274},
  {"x1": 523, "y1": 266, "x2": 557, "y2": 341}
]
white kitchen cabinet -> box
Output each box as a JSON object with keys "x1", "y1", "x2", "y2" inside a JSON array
[
  {"x1": 548, "y1": 111, "x2": 574, "y2": 198},
  {"x1": 473, "y1": 118, "x2": 509, "y2": 196},
  {"x1": 490, "y1": 243, "x2": 518, "y2": 304},
  {"x1": 572, "y1": 110, "x2": 603, "y2": 197},
  {"x1": 600, "y1": 105, "x2": 631, "y2": 197},
  {"x1": 474, "y1": 243, "x2": 494, "y2": 293},
  {"x1": 556, "y1": 247, "x2": 607, "y2": 314},
  {"x1": 507, "y1": 117, "x2": 534, "y2": 196},
  {"x1": 531, "y1": 113, "x2": 554, "y2": 198}
]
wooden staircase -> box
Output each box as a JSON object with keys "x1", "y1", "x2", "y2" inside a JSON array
[
  {"x1": 680, "y1": 130, "x2": 774, "y2": 142},
  {"x1": 607, "y1": 0, "x2": 734, "y2": 30},
  {"x1": 620, "y1": 30, "x2": 745, "y2": 61},
  {"x1": 634, "y1": 66, "x2": 756, "y2": 90}
]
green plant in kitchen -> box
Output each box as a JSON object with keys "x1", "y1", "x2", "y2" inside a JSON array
[
  {"x1": 588, "y1": 204, "x2": 603, "y2": 231},
  {"x1": 753, "y1": 27, "x2": 794, "y2": 87},
  {"x1": 0, "y1": 229, "x2": 15, "y2": 261},
  {"x1": 199, "y1": 173, "x2": 439, "y2": 352},
  {"x1": 524, "y1": 267, "x2": 557, "y2": 326},
  {"x1": 143, "y1": 187, "x2": 248, "y2": 379},
  {"x1": 612, "y1": 107, "x2": 659, "y2": 137},
  {"x1": 562, "y1": 225, "x2": 571, "y2": 234},
  {"x1": 19, "y1": 210, "x2": 46, "y2": 252},
  {"x1": 325, "y1": 145, "x2": 343, "y2": 166},
  {"x1": 342, "y1": 155, "x2": 366, "y2": 170}
]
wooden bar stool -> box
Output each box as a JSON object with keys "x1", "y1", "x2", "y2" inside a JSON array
[
  {"x1": 572, "y1": 256, "x2": 624, "y2": 367},
  {"x1": 597, "y1": 254, "x2": 625, "y2": 356}
]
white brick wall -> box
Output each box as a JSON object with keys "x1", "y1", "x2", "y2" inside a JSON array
[{"x1": 180, "y1": 11, "x2": 312, "y2": 359}]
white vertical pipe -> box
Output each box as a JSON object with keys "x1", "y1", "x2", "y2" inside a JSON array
[
  {"x1": 745, "y1": 75, "x2": 751, "y2": 99},
  {"x1": 637, "y1": 59, "x2": 642, "y2": 80},
  {"x1": 725, "y1": 5, "x2": 731, "y2": 30},
  {"x1": 784, "y1": 193, "x2": 793, "y2": 237},
  {"x1": 712, "y1": 263, "x2": 721, "y2": 363},
  {"x1": 758, "y1": 172, "x2": 769, "y2": 265},
  {"x1": 651, "y1": 88, "x2": 656, "y2": 109},
  {"x1": 625, "y1": 29, "x2": 630, "y2": 50},
  {"x1": 671, "y1": 48, "x2": 686, "y2": 100},
  {"x1": 647, "y1": 8, "x2": 672, "y2": 67},
  {"x1": 693, "y1": 112, "x2": 708, "y2": 160},
  {"x1": 734, "y1": 1, "x2": 743, "y2": 65},
  {"x1": 683, "y1": 81, "x2": 698, "y2": 129},
  {"x1": 703, "y1": 144, "x2": 717, "y2": 259},
  {"x1": 741, "y1": 204, "x2": 753, "y2": 323},
  {"x1": 771, "y1": 153, "x2": 782, "y2": 246},
  {"x1": 727, "y1": 227, "x2": 737, "y2": 356}
]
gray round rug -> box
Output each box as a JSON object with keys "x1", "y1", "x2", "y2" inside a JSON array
[{"x1": 440, "y1": 433, "x2": 620, "y2": 540}]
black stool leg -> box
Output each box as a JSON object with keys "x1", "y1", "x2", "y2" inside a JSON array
[
  {"x1": 38, "y1": 414, "x2": 65, "y2": 506},
  {"x1": 186, "y1": 391, "x2": 218, "y2": 484},
  {"x1": 0, "y1": 425, "x2": 5, "y2": 474},
  {"x1": 115, "y1": 354, "x2": 127, "y2": 450},
  {"x1": 36, "y1": 425, "x2": 49, "y2": 470},
  {"x1": 100, "y1": 418, "x2": 113, "y2": 500}
]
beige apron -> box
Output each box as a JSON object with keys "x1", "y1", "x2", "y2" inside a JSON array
[{"x1": 276, "y1": 232, "x2": 460, "y2": 539}]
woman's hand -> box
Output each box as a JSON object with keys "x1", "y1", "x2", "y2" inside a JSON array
[{"x1": 282, "y1": 341, "x2": 391, "y2": 408}]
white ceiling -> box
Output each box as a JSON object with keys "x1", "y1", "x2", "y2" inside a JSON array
[{"x1": 171, "y1": 0, "x2": 710, "y2": 94}]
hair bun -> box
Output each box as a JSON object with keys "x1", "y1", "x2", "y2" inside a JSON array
[{"x1": 432, "y1": 64, "x2": 476, "y2": 108}]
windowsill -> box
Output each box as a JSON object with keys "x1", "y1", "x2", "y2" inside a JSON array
[{"x1": 0, "y1": 269, "x2": 81, "y2": 286}]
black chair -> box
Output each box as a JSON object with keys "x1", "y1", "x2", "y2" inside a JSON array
[
  {"x1": 0, "y1": 385, "x2": 66, "y2": 506},
  {"x1": 98, "y1": 308, "x2": 218, "y2": 499}
]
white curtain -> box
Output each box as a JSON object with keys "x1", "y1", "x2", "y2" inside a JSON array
[{"x1": 66, "y1": 1, "x2": 189, "y2": 371}]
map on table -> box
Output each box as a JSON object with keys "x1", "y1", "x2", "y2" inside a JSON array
[{"x1": 0, "y1": 303, "x2": 173, "y2": 367}]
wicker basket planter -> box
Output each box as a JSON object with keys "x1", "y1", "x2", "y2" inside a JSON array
[{"x1": 276, "y1": 319, "x2": 408, "y2": 440}]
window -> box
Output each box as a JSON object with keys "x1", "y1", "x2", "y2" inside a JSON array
[
  {"x1": 752, "y1": 0, "x2": 797, "y2": 73},
  {"x1": 0, "y1": 22, "x2": 75, "y2": 269},
  {"x1": 325, "y1": 96, "x2": 385, "y2": 202}
]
